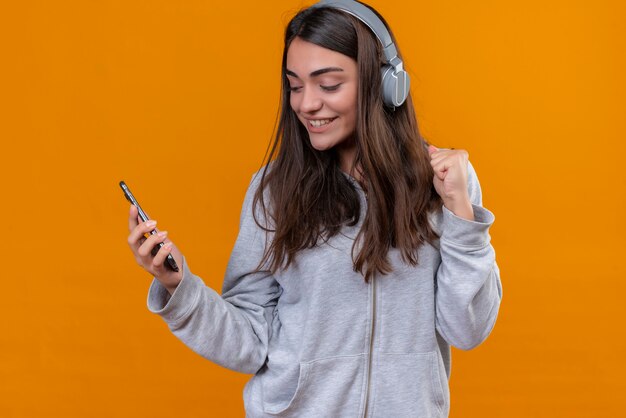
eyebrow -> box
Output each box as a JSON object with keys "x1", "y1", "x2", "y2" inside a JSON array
[{"x1": 285, "y1": 67, "x2": 344, "y2": 79}]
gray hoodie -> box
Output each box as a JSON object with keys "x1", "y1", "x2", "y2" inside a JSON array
[{"x1": 147, "y1": 161, "x2": 502, "y2": 418}]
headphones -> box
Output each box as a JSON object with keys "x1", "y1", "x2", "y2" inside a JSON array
[{"x1": 309, "y1": 0, "x2": 410, "y2": 108}]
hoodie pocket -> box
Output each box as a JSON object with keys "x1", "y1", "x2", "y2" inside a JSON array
[
  {"x1": 372, "y1": 351, "x2": 447, "y2": 417},
  {"x1": 262, "y1": 353, "x2": 365, "y2": 417}
]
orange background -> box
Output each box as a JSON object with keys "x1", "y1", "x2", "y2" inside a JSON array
[{"x1": 1, "y1": 0, "x2": 625, "y2": 417}]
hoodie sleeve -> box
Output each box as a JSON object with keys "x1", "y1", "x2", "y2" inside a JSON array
[
  {"x1": 146, "y1": 172, "x2": 281, "y2": 374},
  {"x1": 435, "y1": 160, "x2": 503, "y2": 350}
]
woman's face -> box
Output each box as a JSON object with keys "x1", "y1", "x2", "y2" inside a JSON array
[{"x1": 286, "y1": 37, "x2": 358, "y2": 153}]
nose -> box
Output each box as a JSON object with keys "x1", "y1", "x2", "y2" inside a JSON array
[{"x1": 299, "y1": 86, "x2": 323, "y2": 114}]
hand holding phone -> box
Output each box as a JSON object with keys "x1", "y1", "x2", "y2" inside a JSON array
[{"x1": 121, "y1": 181, "x2": 183, "y2": 293}]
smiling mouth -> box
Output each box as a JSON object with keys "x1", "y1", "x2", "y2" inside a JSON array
[{"x1": 309, "y1": 118, "x2": 337, "y2": 128}]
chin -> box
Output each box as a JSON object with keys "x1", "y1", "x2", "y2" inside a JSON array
[
  {"x1": 309, "y1": 140, "x2": 336, "y2": 152},
  {"x1": 307, "y1": 135, "x2": 336, "y2": 151}
]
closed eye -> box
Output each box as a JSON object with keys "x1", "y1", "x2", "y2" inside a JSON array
[{"x1": 321, "y1": 83, "x2": 342, "y2": 92}]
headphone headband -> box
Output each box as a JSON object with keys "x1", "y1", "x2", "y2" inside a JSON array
[
  {"x1": 309, "y1": 0, "x2": 410, "y2": 108},
  {"x1": 311, "y1": 0, "x2": 398, "y2": 64}
]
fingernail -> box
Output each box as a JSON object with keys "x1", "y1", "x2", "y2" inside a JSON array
[
  {"x1": 164, "y1": 242, "x2": 172, "y2": 250},
  {"x1": 146, "y1": 220, "x2": 157, "y2": 228},
  {"x1": 158, "y1": 231, "x2": 168, "y2": 238}
]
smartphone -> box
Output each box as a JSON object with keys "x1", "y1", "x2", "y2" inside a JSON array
[{"x1": 119, "y1": 181, "x2": 180, "y2": 272}]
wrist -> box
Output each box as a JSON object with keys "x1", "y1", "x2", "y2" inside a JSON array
[
  {"x1": 160, "y1": 273, "x2": 183, "y2": 296},
  {"x1": 443, "y1": 196, "x2": 474, "y2": 221},
  {"x1": 165, "y1": 283, "x2": 179, "y2": 296}
]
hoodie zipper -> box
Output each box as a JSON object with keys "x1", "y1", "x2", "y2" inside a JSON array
[{"x1": 362, "y1": 276, "x2": 377, "y2": 418}]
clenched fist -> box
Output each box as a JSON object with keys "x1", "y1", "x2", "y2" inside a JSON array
[{"x1": 428, "y1": 145, "x2": 474, "y2": 221}]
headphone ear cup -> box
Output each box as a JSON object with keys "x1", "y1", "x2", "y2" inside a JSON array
[{"x1": 381, "y1": 65, "x2": 410, "y2": 108}]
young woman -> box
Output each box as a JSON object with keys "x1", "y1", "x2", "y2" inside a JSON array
[{"x1": 126, "y1": 1, "x2": 502, "y2": 417}]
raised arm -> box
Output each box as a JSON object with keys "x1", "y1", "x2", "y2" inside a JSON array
[
  {"x1": 146, "y1": 173, "x2": 282, "y2": 373},
  {"x1": 434, "y1": 160, "x2": 503, "y2": 350}
]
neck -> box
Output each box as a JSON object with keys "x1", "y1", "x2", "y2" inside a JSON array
[{"x1": 337, "y1": 136, "x2": 362, "y2": 181}]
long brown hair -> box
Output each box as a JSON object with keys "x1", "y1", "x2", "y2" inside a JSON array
[{"x1": 253, "y1": 3, "x2": 442, "y2": 282}]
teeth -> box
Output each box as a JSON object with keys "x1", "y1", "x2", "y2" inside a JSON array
[{"x1": 310, "y1": 118, "x2": 334, "y2": 127}]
